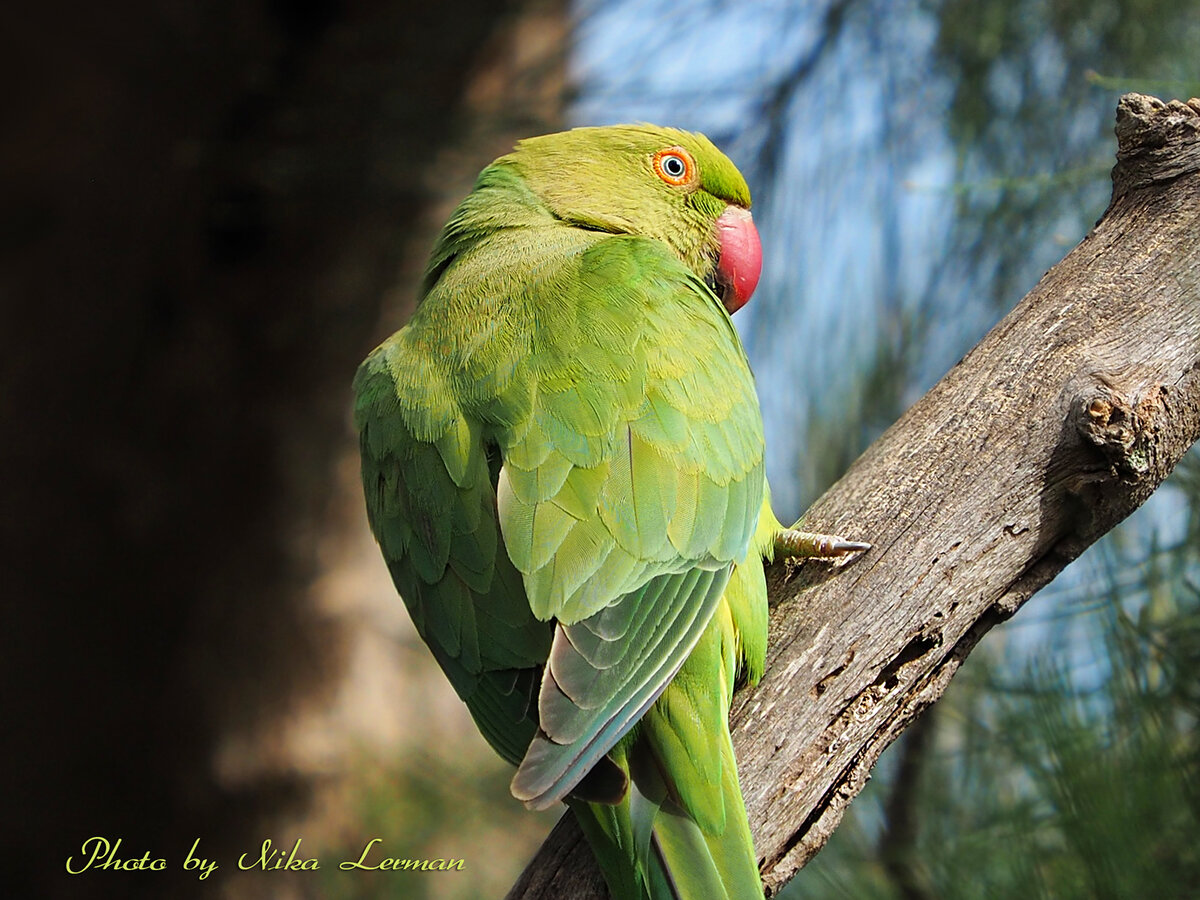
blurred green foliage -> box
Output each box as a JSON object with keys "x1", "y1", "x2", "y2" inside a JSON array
[
  {"x1": 935, "y1": 0, "x2": 1200, "y2": 309},
  {"x1": 313, "y1": 747, "x2": 559, "y2": 899}
]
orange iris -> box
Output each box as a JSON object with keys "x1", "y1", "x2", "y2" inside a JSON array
[{"x1": 652, "y1": 147, "x2": 696, "y2": 186}]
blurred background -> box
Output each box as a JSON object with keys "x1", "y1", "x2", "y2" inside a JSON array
[{"x1": 5, "y1": 1, "x2": 1198, "y2": 898}]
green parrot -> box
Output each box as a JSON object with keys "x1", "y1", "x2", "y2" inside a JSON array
[{"x1": 354, "y1": 125, "x2": 867, "y2": 900}]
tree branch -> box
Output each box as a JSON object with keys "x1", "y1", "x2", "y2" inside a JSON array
[{"x1": 507, "y1": 93, "x2": 1200, "y2": 899}]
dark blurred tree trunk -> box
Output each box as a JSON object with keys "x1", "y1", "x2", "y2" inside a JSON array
[{"x1": 1, "y1": 2, "x2": 564, "y2": 898}]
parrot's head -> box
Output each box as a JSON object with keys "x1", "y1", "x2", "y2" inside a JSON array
[{"x1": 505, "y1": 125, "x2": 762, "y2": 314}]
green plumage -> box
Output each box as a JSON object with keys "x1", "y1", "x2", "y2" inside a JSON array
[{"x1": 355, "y1": 125, "x2": 779, "y2": 899}]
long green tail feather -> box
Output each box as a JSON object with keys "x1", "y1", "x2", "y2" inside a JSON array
[{"x1": 569, "y1": 726, "x2": 764, "y2": 900}]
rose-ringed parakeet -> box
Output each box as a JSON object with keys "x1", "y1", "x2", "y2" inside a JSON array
[{"x1": 354, "y1": 125, "x2": 867, "y2": 900}]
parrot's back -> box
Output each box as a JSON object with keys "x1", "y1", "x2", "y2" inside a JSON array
[{"x1": 355, "y1": 127, "x2": 772, "y2": 900}]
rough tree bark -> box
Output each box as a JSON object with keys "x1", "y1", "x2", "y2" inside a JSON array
[{"x1": 507, "y1": 93, "x2": 1200, "y2": 898}]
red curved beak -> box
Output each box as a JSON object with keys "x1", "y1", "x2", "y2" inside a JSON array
[{"x1": 714, "y1": 205, "x2": 762, "y2": 314}]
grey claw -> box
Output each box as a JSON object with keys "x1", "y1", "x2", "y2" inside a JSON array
[{"x1": 831, "y1": 540, "x2": 872, "y2": 553}]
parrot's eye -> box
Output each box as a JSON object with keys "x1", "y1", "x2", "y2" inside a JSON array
[{"x1": 652, "y1": 147, "x2": 696, "y2": 187}]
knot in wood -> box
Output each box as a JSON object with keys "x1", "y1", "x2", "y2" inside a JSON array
[
  {"x1": 1082, "y1": 395, "x2": 1134, "y2": 449},
  {"x1": 1075, "y1": 384, "x2": 1163, "y2": 478}
]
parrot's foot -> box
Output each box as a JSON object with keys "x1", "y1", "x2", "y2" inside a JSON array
[{"x1": 775, "y1": 528, "x2": 871, "y2": 560}]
